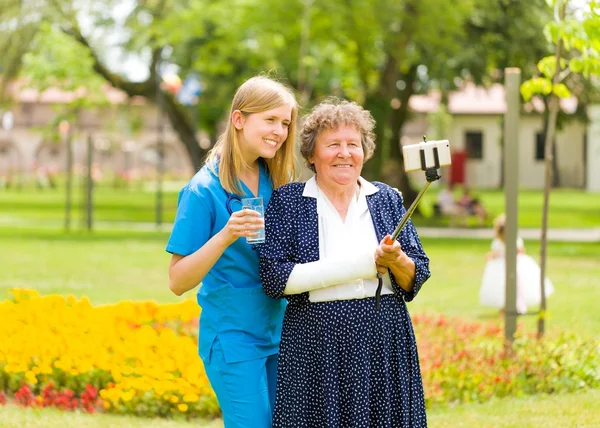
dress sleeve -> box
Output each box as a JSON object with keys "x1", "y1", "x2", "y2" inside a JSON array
[
  {"x1": 258, "y1": 189, "x2": 298, "y2": 299},
  {"x1": 392, "y1": 192, "x2": 431, "y2": 302},
  {"x1": 517, "y1": 236, "x2": 525, "y2": 251}
]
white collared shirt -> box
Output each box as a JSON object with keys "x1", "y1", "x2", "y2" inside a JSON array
[{"x1": 302, "y1": 176, "x2": 394, "y2": 302}]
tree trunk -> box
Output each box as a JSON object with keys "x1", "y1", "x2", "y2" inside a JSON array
[
  {"x1": 551, "y1": 136, "x2": 560, "y2": 187},
  {"x1": 538, "y1": 4, "x2": 565, "y2": 337},
  {"x1": 363, "y1": 55, "x2": 395, "y2": 180},
  {"x1": 68, "y1": 30, "x2": 207, "y2": 173},
  {"x1": 160, "y1": 92, "x2": 206, "y2": 171},
  {"x1": 542, "y1": 98, "x2": 561, "y2": 187},
  {"x1": 385, "y1": 65, "x2": 419, "y2": 206}
]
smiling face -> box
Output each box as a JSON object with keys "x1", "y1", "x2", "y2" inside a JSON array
[
  {"x1": 233, "y1": 103, "x2": 293, "y2": 165},
  {"x1": 309, "y1": 124, "x2": 364, "y2": 190}
]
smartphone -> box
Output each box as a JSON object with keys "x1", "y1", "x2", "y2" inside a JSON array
[{"x1": 402, "y1": 139, "x2": 451, "y2": 172}]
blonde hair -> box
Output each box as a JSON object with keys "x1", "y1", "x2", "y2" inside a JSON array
[
  {"x1": 206, "y1": 76, "x2": 298, "y2": 194},
  {"x1": 493, "y1": 214, "x2": 506, "y2": 242},
  {"x1": 299, "y1": 98, "x2": 376, "y2": 172}
]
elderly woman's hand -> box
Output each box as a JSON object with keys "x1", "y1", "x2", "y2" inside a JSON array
[
  {"x1": 374, "y1": 235, "x2": 416, "y2": 291},
  {"x1": 374, "y1": 236, "x2": 402, "y2": 273}
]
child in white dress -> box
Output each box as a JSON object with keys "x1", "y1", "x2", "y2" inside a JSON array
[{"x1": 479, "y1": 214, "x2": 555, "y2": 314}]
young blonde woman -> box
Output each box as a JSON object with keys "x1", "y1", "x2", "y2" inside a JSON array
[{"x1": 166, "y1": 76, "x2": 298, "y2": 427}]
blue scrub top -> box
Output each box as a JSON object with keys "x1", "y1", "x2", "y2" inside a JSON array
[{"x1": 166, "y1": 160, "x2": 286, "y2": 364}]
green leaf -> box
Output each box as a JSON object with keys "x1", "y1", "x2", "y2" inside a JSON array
[
  {"x1": 568, "y1": 57, "x2": 585, "y2": 73},
  {"x1": 552, "y1": 83, "x2": 571, "y2": 98},
  {"x1": 520, "y1": 77, "x2": 552, "y2": 101},
  {"x1": 537, "y1": 56, "x2": 558, "y2": 79}
]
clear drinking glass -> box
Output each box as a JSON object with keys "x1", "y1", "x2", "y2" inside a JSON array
[{"x1": 241, "y1": 197, "x2": 265, "y2": 244}]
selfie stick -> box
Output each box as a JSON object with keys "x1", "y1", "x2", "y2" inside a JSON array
[
  {"x1": 386, "y1": 136, "x2": 443, "y2": 243},
  {"x1": 376, "y1": 136, "x2": 444, "y2": 311}
]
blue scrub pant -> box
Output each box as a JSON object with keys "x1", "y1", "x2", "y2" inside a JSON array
[{"x1": 203, "y1": 339, "x2": 278, "y2": 428}]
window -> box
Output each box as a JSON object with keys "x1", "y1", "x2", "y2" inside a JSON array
[
  {"x1": 465, "y1": 131, "x2": 483, "y2": 159},
  {"x1": 535, "y1": 132, "x2": 545, "y2": 161}
]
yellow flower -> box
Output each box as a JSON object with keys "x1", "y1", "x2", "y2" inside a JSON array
[
  {"x1": 170, "y1": 395, "x2": 179, "y2": 403},
  {"x1": 178, "y1": 403, "x2": 188, "y2": 412},
  {"x1": 183, "y1": 393, "x2": 199, "y2": 403},
  {"x1": 121, "y1": 391, "x2": 134, "y2": 402}
]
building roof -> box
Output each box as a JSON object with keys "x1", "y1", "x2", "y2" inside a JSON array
[
  {"x1": 408, "y1": 82, "x2": 578, "y2": 115},
  {"x1": 3, "y1": 79, "x2": 146, "y2": 105},
  {"x1": 4, "y1": 79, "x2": 578, "y2": 114}
]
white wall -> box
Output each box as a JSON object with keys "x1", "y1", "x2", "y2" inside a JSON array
[
  {"x1": 419, "y1": 113, "x2": 586, "y2": 189},
  {"x1": 449, "y1": 115, "x2": 503, "y2": 188},
  {"x1": 586, "y1": 106, "x2": 600, "y2": 192},
  {"x1": 518, "y1": 116, "x2": 585, "y2": 188}
]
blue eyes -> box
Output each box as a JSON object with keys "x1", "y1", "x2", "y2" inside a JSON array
[{"x1": 266, "y1": 118, "x2": 290, "y2": 128}]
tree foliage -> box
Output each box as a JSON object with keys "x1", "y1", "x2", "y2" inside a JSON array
[
  {"x1": 519, "y1": 0, "x2": 599, "y2": 337},
  {"x1": 2, "y1": 0, "x2": 556, "y2": 196}
]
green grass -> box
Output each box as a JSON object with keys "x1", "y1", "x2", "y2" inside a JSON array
[
  {"x1": 417, "y1": 187, "x2": 600, "y2": 228},
  {"x1": 0, "y1": 186, "x2": 179, "y2": 224},
  {"x1": 426, "y1": 389, "x2": 600, "y2": 428},
  {"x1": 0, "y1": 405, "x2": 222, "y2": 428},
  {"x1": 0, "y1": 228, "x2": 178, "y2": 304},
  {"x1": 1, "y1": 186, "x2": 599, "y2": 228},
  {"x1": 412, "y1": 238, "x2": 600, "y2": 338},
  {"x1": 2, "y1": 390, "x2": 599, "y2": 428}
]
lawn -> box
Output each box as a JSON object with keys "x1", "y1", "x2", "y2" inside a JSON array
[
  {"x1": 0, "y1": 228, "x2": 179, "y2": 304},
  {"x1": 2, "y1": 389, "x2": 599, "y2": 428},
  {"x1": 1, "y1": 185, "x2": 599, "y2": 228},
  {"x1": 417, "y1": 187, "x2": 600, "y2": 228},
  {"x1": 412, "y1": 238, "x2": 600, "y2": 338}
]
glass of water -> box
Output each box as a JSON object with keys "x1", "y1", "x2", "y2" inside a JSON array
[{"x1": 241, "y1": 197, "x2": 265, "y2": 244}]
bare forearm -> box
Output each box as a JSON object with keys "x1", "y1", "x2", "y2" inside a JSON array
[
  {"x1": 168, "y1": 231, "x2": 231, "y2": 296},
  {"x1": 389, "y1": 255, "x2": 416, "y2": 292}
]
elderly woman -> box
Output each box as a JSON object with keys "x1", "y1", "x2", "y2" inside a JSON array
[{"x1": 258, "y1": 99, "x2": 431, "y2": 427}]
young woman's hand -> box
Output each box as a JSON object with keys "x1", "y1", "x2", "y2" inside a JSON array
[{"x1": 220, "y1": 209, "x2": 264, "y2": 245}]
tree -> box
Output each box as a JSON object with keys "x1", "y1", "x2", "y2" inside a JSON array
[
  {"x1": 1, "y1": 0, "x2": 207, "y2": 169},
  {"x1": 2, "y1": 0, "x2": 554, "y2": 198},
  {"x1": 520, "y1": 0, "x2": 600, "y2": 337}
]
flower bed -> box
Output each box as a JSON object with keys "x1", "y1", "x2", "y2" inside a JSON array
[
  {"x1": 0, "y1": 289, "x2": 218, "y2": 418},
  {"x1": 0, "y1": 289, "x2": 598, "y2": 418},
  {"x1": 414, "y1": 313, "x2": 600, "y2": 406}
]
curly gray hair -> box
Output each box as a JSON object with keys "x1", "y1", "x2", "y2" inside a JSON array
[{"x1": 299, "y1": 98, "x2": 376, "y2": 172}]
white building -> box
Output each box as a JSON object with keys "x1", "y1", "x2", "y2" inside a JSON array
[{"x1": 404, "y1": 83, "x2": 591, "y2": 190}]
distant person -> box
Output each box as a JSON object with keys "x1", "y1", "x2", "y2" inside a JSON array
[
  {"x1": 435, "y1": 182, "x2": 460, "y2": 216},
  {"x1": 458, "y1": 187, "x2": 487, "y2": 226},
  {"x1": 479, "y1": 214, "x2": 555, "y2": 314},
  {"x1": 166, "y1": 75, "x2": 299, "y2": 427}
]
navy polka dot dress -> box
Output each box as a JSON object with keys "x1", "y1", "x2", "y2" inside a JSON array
[{"x1": 258, "y1": 181, "x2": 431, "y2": 427}]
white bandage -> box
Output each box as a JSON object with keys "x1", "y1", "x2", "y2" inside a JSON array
[{"x1": 284, "y1": 250, "x2": 377, "y2": 295}]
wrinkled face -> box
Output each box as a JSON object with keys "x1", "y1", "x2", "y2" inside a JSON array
[
  {"x1": 233, "y1": 103, "x2": 293, "y2": 162},
  {"x1": 309, "y1": 125, "x2": 364, "y2": 189}
]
